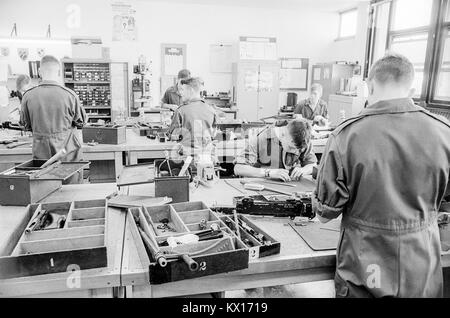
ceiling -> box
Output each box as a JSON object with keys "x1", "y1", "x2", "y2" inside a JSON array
[{"x1": 140, "y1": 0, "x2": 370, "y2": 12}]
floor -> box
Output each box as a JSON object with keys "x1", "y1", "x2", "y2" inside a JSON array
[{"x1": 225, "y1": 280, "x2": 335, "y2": 298}]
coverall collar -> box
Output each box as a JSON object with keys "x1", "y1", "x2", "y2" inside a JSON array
[{"x1": 363, "y1": 98, "x2": 421, "y2": 116}]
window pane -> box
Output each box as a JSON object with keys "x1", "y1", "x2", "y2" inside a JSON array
[
  {"x1": 339, "y1": 9, "x2": 357, "y2": 38},
  {"x1": 434, "y1": 30, "x2": 450, "y2": 101},
  {"x1": 392, "y1": 0, "x2": 432, "y2": 31},
  {"x1": 390, "y1": 33, "x2": 428, "y2": 97},
  {"x1": 372, "y1": 2, "x2": 391, "y2": 62}
]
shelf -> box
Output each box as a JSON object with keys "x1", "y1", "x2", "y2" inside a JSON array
[
  {"x1": 64, "y1": 80, "x2": 110, "y2": 84},
  {"x1": 87, "y1": 115, "x2": 111, "y2": 119},
  {"x1": 83, "y1": 106, "x2": 111, "y2": 109}
]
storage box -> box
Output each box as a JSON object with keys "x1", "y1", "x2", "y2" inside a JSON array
[
  {"x1": 82, "y1": 125, "x2": 126, "y2": 145},
  {"x1": 0, "y1": 199, "x2": 108, "y2": 280},
  {"x1": 219, "y1": 214, "x2": 280, "y2": 260},
  {"x1": 0, "y1": 160, "x2": 89, "y2": 206},
  {"x1": 71, "y1": 37, "x2": 103, "y2": 59},
  {"x1": 128, "y1": 201, "x2": 249, "y2": 284},
  {"x1": 117, "y1": 161, "x2": 191, "y2": 203}
]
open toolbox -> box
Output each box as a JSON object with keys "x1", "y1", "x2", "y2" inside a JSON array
[
  {"x1": 0, "y1": 199, "x2": 108, "y2": 280},
  {"x1": 218, "y1": 214, "x2": 280, "y2": 260},
  {"x1": 0, "y1": 159, "x2": 89, "y2": 206},
  {"x1": 128, "y1": 201, "x2": 250, "y2": 284}
]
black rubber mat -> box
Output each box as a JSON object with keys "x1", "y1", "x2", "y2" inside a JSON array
[{"x1": 289, "y1": 220, "x2": 341, "y2": 251}]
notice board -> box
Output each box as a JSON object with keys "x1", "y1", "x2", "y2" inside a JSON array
[{"x1": 279, "y1": 58, "x2": 309, "y2": 90}]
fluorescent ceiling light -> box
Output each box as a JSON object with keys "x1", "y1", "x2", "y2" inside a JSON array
[{"x1": 0, "y1": 37, "x2": 70, "y2": 44}]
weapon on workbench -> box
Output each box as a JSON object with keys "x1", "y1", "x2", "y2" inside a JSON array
[
  {"x1": 211, "y1": 194, "x2": 315, "y2": 220},
  {"x1": 1, "y1": 121, "x2": 25, "y2": 131}
]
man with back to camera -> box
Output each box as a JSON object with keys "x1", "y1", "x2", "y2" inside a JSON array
[
  {"x1": 161, "y1": 69, "x2": 191, "y2": 111},
  {"x1": 167, "y1": 77, "x2": 218, "y2": 159},
  {"x1": 20, "y1": 55, "x2": 86, "y2": 162},
  {"x1": 314, "y1": 53, "x2": 450, "y2": 297},
  {"x1": 234, "y1": 119, "x2": 317, "y2": 181}
]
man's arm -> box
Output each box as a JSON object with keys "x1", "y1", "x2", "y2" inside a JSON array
[
  {"x1": 313, "y1": 135, "x2": 349, "y2": 223},
  {"x1": 293, "y1": 100, "x2": 305, "y2": 115},
  {"x1": 168, "y1": 109, "x2": 182, "y2": 140},
  {"x1": 19, "y1": 97, "x2": 31, "y2": 131},
  {"x1": 233, "y1": 131, "x2": 291, "y2": 181},
  {"x1": 290, "y1": 141, "x2": 317, "y2": 179},
  {"x1": 71, "y1": 95, "x2": 87, "y2": 128},
  {"x1": 161, "y1": 89, "x2": 179, "y2": 111}
]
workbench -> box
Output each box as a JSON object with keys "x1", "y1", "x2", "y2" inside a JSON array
[{"x1": 2, "y1": 180, "x2": 448, "y2": 298}]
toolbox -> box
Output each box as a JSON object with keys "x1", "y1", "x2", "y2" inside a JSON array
[
  {"x1": 82, "y1": 124, "x2": 126, "y2": 144},
  {"x1": 133, "y1": 124, "x2": 169, "y2": 137},
  {"x1": 117, "y1": 161, "x2": 191, "y2": 203},
  {"x1": 218, "y1": 214, "x2": 280, "y2": 260},
  {"x1": 128, "y1": 201, "x2": 249, "y2": 284},
  {"x1": 0, "y1": 199, "x2": 108, "y2": 280},
  {"x1": 0, "y1": 160, "x2": 90, "y2": 206}
]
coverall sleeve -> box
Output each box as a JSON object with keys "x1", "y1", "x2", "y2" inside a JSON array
[
  {"x1": 19, "y1": 96, "x2": 31, "y2": 131},
  {"x1": 71, "y1": 95, "x2": 87, "y2": 128},
  {"x1": 293, "y1": 100, "x2": 305, "y2": 114},
  {"x1": 313, "y1": 135, "x2": 349, "y2": 219},
  {"x1": 168, "y1": 109, "x2": 182, "y2": 136},
  {"x1": 161, "y1": 89, "x2": 170, "y2": 105},
  {"x1": 234, "y1": 130, "x2": 259, "y2": 167}
]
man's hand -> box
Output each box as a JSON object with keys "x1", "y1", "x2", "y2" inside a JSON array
[
  {"x1": 289, "y1": 167, "x2": 304, "y2": 181},
  {"x1": 313, "y1": 115, "x2": 327, "y2": 126},
  {"x1": 268, "y1": 169, "x2": 291, "y2": 182}
]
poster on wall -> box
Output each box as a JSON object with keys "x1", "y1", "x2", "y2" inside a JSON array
[
  {"x1": 112, "y1": 2, "x2": 137, "y2": 42},
  {"x1": 0, "y1": 47, "x2": 10, "y2": 57}
]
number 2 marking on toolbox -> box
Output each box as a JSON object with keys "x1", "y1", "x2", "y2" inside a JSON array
[{"x1": 199, "y1": 262, "x2": 207, "y2": 271}]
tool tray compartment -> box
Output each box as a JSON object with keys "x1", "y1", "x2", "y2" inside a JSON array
[
  {"x1": 128, "y1": 201, "x2": 249, "y2": 284},
  {"x1": 219, "y1": 214, "x2": 280, "y2": 260},
  {"x1": 0, "y1": 160, "x2": 89, "y2": 206},
  {"x1": 154, "y1": 159, "x2": 190, "y2": 203},
  {"x1": 0, "y1": 199, "x2": 108, "y2": 280}
]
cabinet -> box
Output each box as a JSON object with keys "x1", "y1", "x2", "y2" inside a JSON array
[
  {"x1": 328, "y1": 94, "x2": 365, "y2": 126},
  {"x1": 311, "y1": 63, "x2": 355, "y2": 103},
  {"x1": 232, "y1": 61, "x2": 280, "y2": 121}
]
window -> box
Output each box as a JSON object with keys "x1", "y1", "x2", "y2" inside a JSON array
[
  {"x1": 365, "y1": 0, "x2": 450, "y2": 108},
  {"x1": 338, "y1": 9, "x2": 358, "y2": 38}
]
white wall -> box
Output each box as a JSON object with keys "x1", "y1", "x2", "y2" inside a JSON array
[{"x1": 0, "y1": 0, "x2": 368, "y2": 105}]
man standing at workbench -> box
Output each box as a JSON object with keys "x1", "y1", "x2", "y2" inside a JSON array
[
  {"x1": 234, "y1": 119, "x2": 317, "y2": 182},
  {"x1": 314, "y1": 53, "x2": 450, "y2": 297},
  {"x1": 20, "y1": 55, "x2": 86, "y2": 162},
  {"x1": 161, "y1": 69, "x2": 191, "y2": 111}
]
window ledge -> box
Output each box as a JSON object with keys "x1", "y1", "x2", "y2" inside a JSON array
[{"x1": 335, "y1": 36, "x2": 356, "y2": 42}]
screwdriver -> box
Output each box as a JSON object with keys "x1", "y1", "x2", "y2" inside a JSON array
[{"x1": 243, "y1": 183, "x2": 294, "y2": 196}]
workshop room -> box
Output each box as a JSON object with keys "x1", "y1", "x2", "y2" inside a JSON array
[{"x1": 0, "y1": 0, "x2": 449, "y2": 301}]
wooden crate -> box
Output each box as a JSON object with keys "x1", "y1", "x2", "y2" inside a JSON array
[
  {"x1": 82, "y1": 125, "x2": 126, "y2": 144},
  {"x1": 128, "y1": 201, "x2": 250, "y2": 284},
  {"x1": 0, "y1": 199, "x2": 108, "y2": 280}
]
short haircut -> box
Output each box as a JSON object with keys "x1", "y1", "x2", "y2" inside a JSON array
[
  {"x1": 311, "y1": 83, "x2": 323, "y2": 95},
  {"x1": 287, "y1": 119, "x2": 312, "y2": 149},
  {"x1": 180, "y1": 77, "x2": 203, "y2": 92},
  {"x1": 40, "y1": 55, "x2": 60, "y2": 68},
  {"x1": 177, "y1": 69, "x2": 191, "y2": 80},
  {"x1": 368, "y1": 52, "x2": 414, "y2": 87},
  {"x1": 16, "y1": 74, "x2": 31, "y2": 91}
]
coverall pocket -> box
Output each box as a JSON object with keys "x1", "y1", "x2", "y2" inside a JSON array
[{"x1": 334, "y1": 274, "x2": 349, "y2": 298}]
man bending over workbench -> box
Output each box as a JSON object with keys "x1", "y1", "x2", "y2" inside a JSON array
[{"x1": 234, "y1": 120, "x2": 317, "y2": 181}]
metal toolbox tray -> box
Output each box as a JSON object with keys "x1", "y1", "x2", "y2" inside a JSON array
[
  {"x1": 128, "y1": 201, "x2": 250, "y2": 284},
  {"x1": 0, "y1": 199, "x2": 108, "y2": 280},
  {"x1": 117, "y1": 161, "x2": 191, "y2": 203},
  {"x1": 82, "y1": 124, "x2": 126, "y2": 144},
  {"x1": 0, "y1": 160, "x2": 89, "y2": 206},
  {"x1": 218, "y1": 214, "x2": 280, "y2": 260}
]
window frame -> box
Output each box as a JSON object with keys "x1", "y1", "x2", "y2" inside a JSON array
[
  {"x1": 337, "y1": 7, "x2": 358, "y2": 40},
  {"x1": 365, "y1": 0, "x2": 450, "y2": 108}
]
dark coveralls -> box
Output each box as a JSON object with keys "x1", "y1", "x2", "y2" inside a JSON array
[
  {"x1": 234, "y1": 126, "x2": 317, "y2": 170},
  {"x1": 20, "y1": 80, "x2": 86, "y2": 161},
  {"x1": 313, "y1": 98, "x2": 450, "y2": 297},
  {"x1": 168, "y1": 99, "x2": 218, "y2": 157}
]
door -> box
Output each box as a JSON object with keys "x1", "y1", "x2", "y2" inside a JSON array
[
  {"x1": 235, "y1": 61, "x2": 259, "y2": 121},
  {"x1": 257, "y1": 61, "x2": 280, "y2": 120}
]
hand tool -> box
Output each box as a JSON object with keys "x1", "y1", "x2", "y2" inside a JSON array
[
  {"x1": 240, "y1": 179, "x2": 296, "y2": 188},
  {"x1": 243, "y1": 182, "x2": 294, "y2": 196},
  {"x1": 6, "y1": 141, "x2": 31, "y2": 149},
  {"x1": 41, "y1": 149, "x2": 67, "y2": 169},
  {"x1": 233, "y1": 209, "x2": 242, "y2": 240},
  {"x1": 33, "y1": 161, "x2": 61, "y2": 178},
  {"x1": 25, "y1": 209, "x2": 49, "y2": 233},
  {"x1": 178, "y1": 156, "x2": 193, "y2": 176}
]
